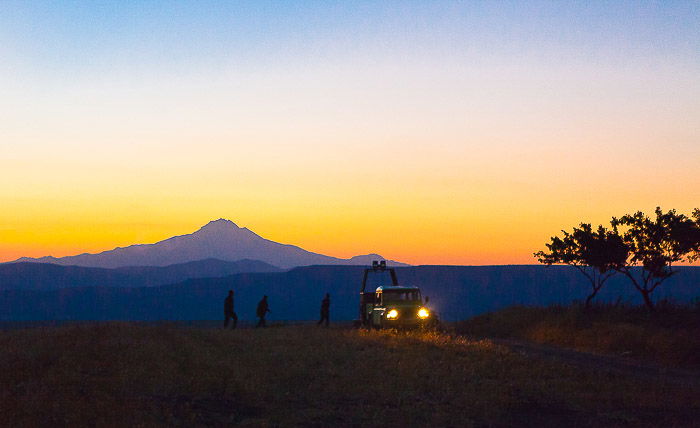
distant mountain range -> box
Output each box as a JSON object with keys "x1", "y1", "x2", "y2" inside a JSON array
[
  {"x1": 0, "y1": 259, "x2": 281, "y2": 291},
  {"x1": 12, "y1": 219, "x2": 408, "y2": 269},
  {"x1": 6, "y1": 220, "x2": 697, "y2": 323},
  {"x1": 2, "y1": 265, "x2": 699, "y2": 322}
]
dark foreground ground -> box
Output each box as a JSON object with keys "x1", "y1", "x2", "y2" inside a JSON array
[
  {"x1": 454, "y1": 303, "x2": 700, "y2": 369},
  {"x1": 1, "y1": 324, "x2": 698, "y2": 427}
]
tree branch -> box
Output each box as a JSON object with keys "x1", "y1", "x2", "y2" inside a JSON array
[
  {"x1": 619, "y1": 266, "x2": 643, "y2": 293},
  {"x1": 599, "y1": 270, "x2": 616, "y2": 287},
  {"x1": 572, "y1": 265, "x2": 596, "y2": 290}
]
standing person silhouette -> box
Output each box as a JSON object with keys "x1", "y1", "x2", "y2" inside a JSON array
[
  {"x1": 256, "y1": 295, "x2": 270, "y2": 328},
  {"x1": 223, "y1": 290, "x2": 237, "y2": 329},
  {"x1": 317, "y1": 293, "x2": 330, "y2": 327}
]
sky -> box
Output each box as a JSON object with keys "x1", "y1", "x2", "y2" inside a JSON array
[{"x1": 1, "y1": 1, "x2": 699, "y2": 265}]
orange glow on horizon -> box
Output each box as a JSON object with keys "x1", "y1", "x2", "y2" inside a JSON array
[{"x1": 2, "y1": 203, "x2": 698, "y2": 266}]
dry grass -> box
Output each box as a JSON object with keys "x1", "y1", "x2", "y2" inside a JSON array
[
  {"x1": 0, "y1": 323, "x2": 698, "y2": 427},
  {"x1": 454, "y1": 303, "x2": 700, "y2": 369}
]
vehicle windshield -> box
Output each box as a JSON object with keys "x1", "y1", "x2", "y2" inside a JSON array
[{"x1": 383, "y1": 290, "x2": 421, "y2": 302}]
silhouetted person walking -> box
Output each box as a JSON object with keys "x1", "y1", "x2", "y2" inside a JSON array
[
  {"x1": 317, "y1": 293, "x2": 330, "y2": 327},
  {"x1": 224, "y1": 290, "x2": 238, "y2": 329},
  {"x1": 256, "y1": 295, "x2": 270, "y2": 328}
]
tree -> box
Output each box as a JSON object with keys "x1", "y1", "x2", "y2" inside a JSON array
[
  {"x1": 694, "y1": 209, "x2": 700, "y2": 259},
  {"x1": 612, "y1": 207, "x2": 700, "y2": 310},
  {"x1": 534, "y1": 223, "x2": 628, "y2": 309}
]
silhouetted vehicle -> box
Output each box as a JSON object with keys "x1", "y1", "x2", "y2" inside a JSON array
[{"x1": 358, "y1": 261, "x2": 436, "y2": 329}]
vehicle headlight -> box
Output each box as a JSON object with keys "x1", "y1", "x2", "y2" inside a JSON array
[
  {"x1": 386, "y1": 309, "x2": 399, "y2": 319},
  {"x1": 417, "y1": 308, "x2": 430, "y2": 319}
]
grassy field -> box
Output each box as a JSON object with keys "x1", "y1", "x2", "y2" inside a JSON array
[
  {"x1": 1, "y1": 323, "x2": 698, "y2": 427},
  {"x1": 454, "y1": 303, "x2": 700, "y2": 369}
]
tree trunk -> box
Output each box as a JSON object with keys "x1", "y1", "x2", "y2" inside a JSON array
[
  {"x1": 584, "y1": 292, "x2": 595, "y2": 310},
  {"x1": 641, "y1": 289, "x2": 654, "y2": 311}
]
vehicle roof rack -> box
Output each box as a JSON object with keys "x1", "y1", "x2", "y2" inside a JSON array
[{"x1": 362, "y1": 260, "x2": 397, "y2": 294}]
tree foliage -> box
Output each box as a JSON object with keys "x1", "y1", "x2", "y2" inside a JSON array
[
  {"x1": 611, "y1": 207, "x2": 700, "y2": 310},
  {"x1": 534, "y1": 223, "x2": 627, "y2": 308}
]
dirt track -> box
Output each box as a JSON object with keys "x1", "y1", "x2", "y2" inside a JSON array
[{"x1": 488, "y1": 337, "x2": 700, "y2": 387}]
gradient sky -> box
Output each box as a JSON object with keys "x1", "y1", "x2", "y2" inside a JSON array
[{"x1": 1, "y1": 1, "x2": 699, "y2": 265}]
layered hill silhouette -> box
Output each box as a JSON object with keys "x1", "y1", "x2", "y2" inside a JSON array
[
  {"x1": 0, "y1": 258, "x2": 281, "y2": 291},
  {"x1": 2, "y1": 265, "x2": 698, "y2": 321},
  {"x1": 13, "y1": 219, "x2": 407, "y2": 269}
]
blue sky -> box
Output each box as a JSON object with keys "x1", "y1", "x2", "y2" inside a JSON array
[{"x1": 3, "y1": 1, "x2": 698, "y2": 78}]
